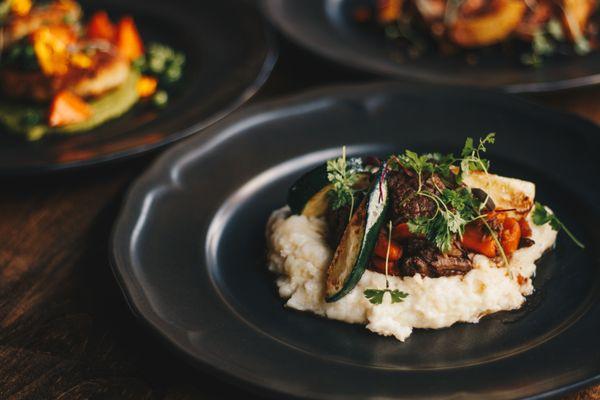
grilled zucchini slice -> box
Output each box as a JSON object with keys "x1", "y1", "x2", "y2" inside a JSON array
[{"x1": 325, "y1": 176, "x2": 389, "y2": 302}]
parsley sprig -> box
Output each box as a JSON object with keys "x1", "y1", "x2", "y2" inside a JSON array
[
  {"x1": 532, "y1": 202, "x2": 585, "y2": 248},
  {"x1": 326, "y1": 146, "x2": 364, "y2": 215},
  {"x1": 408, "y1": 188, "x2": 480, "y2": 252},
  {"x1": 365, "y1": 288, "x2": 408, "y2": 305}
]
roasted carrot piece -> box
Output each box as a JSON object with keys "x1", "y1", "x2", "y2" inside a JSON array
[
  {"x1": 48, "y1": 91, "x2": 92, "y2": 127},
  {"x1": 87, "y1": 11, "x2": 115, "y2": 41},
  {"x1": 501, "y1": 217, "x2": 521, "y2": 256},
  {"x1": 518, "y1": 218, "x2": 532, "y2": 238},
  {"x1": 373, "y1": 232, "x2": 403, "y2": 260},
  {"x1": 462, "y1": 224, "x2": 497, "y2": 258},
  {"x1": 392, "y1": 223, "x2": 411, "y2": 240},
  {"x1": 116, "y1": 16, "x2": 144, "y2": 61},
  {"x1": 370, "y1": 257, "x2": 398, "y2": 275}
]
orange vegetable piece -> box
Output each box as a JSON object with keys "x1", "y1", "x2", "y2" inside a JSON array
[
  {"x1": 48, "y1": 91, "x2": 92, "y2": 127},
  {"x1": 370, "y1": 257, "x2": 398, "y2": 275},
  {"x1": 462, "y1": 223, "x2": 497, "y2": 258},
  {"x1": 136, "y1": 75, "x2": 158, "y2": 98},
  {"x1": 87, "y1": 11, "x2": 116, "y2": 41},
  {"x1": 500, "y1": 217, "x2": 521, "y2": 257},
  {"x1": 392, "y1": 223, "x2": 411, "y2": 240},
  {"x1": 116, "y1": 16, "x2": 144, "y2": 61},
  {"x1": 376, "y1": 0, "x2": 403, "y2": 23},
  {"x1": 70, "y1": 52, "x2": 93, "y2": 69},
  {"x1": 450, "y1": 0, "x2": 526, "y2": 47},
  {"x1": 32, "y1": 25, "x2": 78, "y2": 75},
  {"x1": 373, "y1": 232, "x2": 403, "y2": 260},
  {"x1": 11, "y1": 0, "x2": 32, "y2": 16},
  {"x1": 518, "y1": 218, "x2": 532, "y2": 238}
]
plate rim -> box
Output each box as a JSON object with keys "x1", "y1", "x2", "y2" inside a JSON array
[
  {"x1": 0, "y1": 0, "x2": 278, "y2": 176},
  {"x1": 261, "y1": 0, "x2": 600, "y2": 93},
  {"x1": 110, "y1": 81, "x2": 600, "y2": 399}
]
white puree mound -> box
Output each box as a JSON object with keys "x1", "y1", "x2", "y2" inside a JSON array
[{"x1": 266, "y1": 174, "x2": 557, "y2": 341}]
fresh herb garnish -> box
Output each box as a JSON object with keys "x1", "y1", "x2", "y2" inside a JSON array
[
  {"x1": 532, "y1": 202, "x2": 585, "y2": 248},
  {"x1": 327, "y1": 146, "x2": 364, "y2": 214},
  {"x1": 547, "y1": 18, "x2": 564, "y2": 41},
  {"x1": 396, "y1": 150, "x2": 434, "y2": 189},
  {"x1": 133, "y1": 42, "x2": 185, "y2": 108},
  {"x1": 135, "y1": 42, "x2": 186, "y2": 86},
  {"x1": 460, "y1": 133, "x2": 495, "y2": 174},
  {"x1": 392, "y1": 134, "x2": 506, "y2": 258},
  {"x1": 407, "y1": 188, "x2": 479, "y2": 252},
  {"x1": 393, "y1": 140, "x2": 490, "y2": 253},
  {"x1": 364, "y1": 288, "x2": 408, "y2": 305}
]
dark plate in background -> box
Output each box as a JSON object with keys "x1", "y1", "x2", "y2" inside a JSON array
[
  {"x1": 0, "y1": 0, "x2": 277, "y2": 174},
  {"x1": 263, "y1": 0, "x2": 600, "y2": 93},
  {"x1": 111, "y1": 82, "x2": 600, "y2": 399}
]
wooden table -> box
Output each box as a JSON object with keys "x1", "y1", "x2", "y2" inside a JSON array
[{"x1": 1, "y1": 38, "x2": 599, "y2": 400}]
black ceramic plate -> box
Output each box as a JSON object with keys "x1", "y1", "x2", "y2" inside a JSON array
[
  {"x1": 0, "y1": 0, "x2": 276, "y2": 174},
  {"x1": 263, "y1": 0, "x2": 600, "y2": 93},
  {"x1": 111, "y1": 82, "x2": 600, "y2": 399}
]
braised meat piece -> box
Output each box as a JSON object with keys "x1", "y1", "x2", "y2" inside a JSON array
[
  {"x1": 399, "y1": 238, "x2": 473, "y2": 277},
  {"x1": 387, "y1": 169, "x2": 448, "y2": 224}
]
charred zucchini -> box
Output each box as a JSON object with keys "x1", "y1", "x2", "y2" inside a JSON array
[
  {"x1": 325, "y1": 176, "x2": 389, "y2": 302},
  {"x1": 287, "y1": 162, "x2": 370, "y2": 218},
  {"x1": 287, "y1": 164, "x2": 329, "y2": 215}
]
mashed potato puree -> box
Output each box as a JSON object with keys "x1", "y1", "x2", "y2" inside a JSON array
[{"x1": 266, "y1": 177, "x2": 557, "y2": 341}]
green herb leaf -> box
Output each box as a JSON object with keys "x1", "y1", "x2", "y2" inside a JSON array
[
  {"x1": 532, "y1": 202, "x2": 585, "y2": 248},
  {"x1": 408, "y1": 211, "x2": 460, "y2": 253},
  {"x1": 364, "y1": 289, "x2": 408, "y2": 305},
  {"x1": 407, "y1": 188, "x2": 480, "y2": 252},
  {"x1": 326, "y1": 148, "x2": 364, "y2": 210},
  {"x1": 397, "y1": 150, "x2": 435, "y2": 176},
  {"x1": 460, "y1": 133, "x2": 495, "y2": 175},
  {"x1": 547, "y1": 18, "x2": 564, "y2": 41},
  {"x1": 532, "y1": 30, "x2": 555, "y2": 57}
]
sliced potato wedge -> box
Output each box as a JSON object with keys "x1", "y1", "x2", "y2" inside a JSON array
[{"x1": 463, "y1": 170, "x2": 535, "y2": 217}]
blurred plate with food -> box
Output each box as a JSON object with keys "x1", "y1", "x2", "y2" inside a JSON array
[
  {"x1": 0, "y1": 0, "x2": 277, "y2": 173},
  {"x1": 264, "y1": 0, "x2": 600, "y2": 92}
]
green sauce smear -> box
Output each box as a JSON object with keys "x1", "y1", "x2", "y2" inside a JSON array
[{"x1": 0, "y1": 70, "x2": 140, "y2": 141}]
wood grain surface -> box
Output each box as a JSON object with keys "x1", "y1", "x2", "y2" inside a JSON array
[{"x1": 0, "y1": 38, "x2": 599, "y2": 400}]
